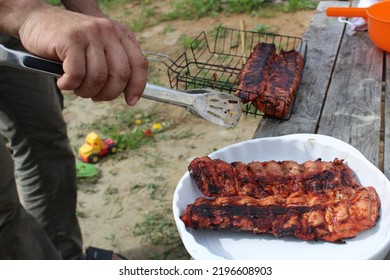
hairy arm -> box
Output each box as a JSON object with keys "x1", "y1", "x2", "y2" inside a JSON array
[
  {"x1": 0, "y1": 0, "x2": 47, "y2": 37},
  {"x1": 0, "y1": 0, "x2": 147, "y2": 106},
  {"x1": 0, "y1": 0, "x2": 105, "y2": 33},
  {"x1": 60, "y1": 0, "x2": 105, "y2": 17}
]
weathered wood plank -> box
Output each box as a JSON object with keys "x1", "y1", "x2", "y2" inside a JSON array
[
  {"x1": 253, "y1": 1, "x2": 349, "y2": 138},
  {"x1": 317, "y1": 29, "x2": 383, "y2": 166}
]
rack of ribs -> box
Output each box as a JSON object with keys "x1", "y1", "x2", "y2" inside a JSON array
[
  {"x1": 181, "y1": 187, "x2": 380, "y2": 242},
  {"x1": 235, "y1": 43, "x2": 276, "y2": 103},
  {"x1": 181, "y1": 156, "x2": 381, "y2": 242},
  {"x1": 188, "y1": 156, "x2": 362, "y2": 198},
  {"x1": 235, "y1": 43, "x2": 304, "y2": 119}
]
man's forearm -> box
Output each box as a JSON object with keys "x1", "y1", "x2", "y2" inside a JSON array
[
  {"x1": 0, "y1": 0, "x2": 49, "y2": 37},
  {"x1": 0, "y1": 0, "x2": 106, "y2": 38},
  {"x1": 61, "y1": 0, "x2": 105, "y2": 17}
]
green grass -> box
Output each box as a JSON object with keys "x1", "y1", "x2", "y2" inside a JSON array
[
  {"x1": 164, "y1": 0, "x2": 221, "y2": 20},
  {"x1": 72, "y1": 104, "x2": 191, "y2": 258},
  {"x1": 129, "y1": 182, "x2": 168, "y2": 201},
  {"x1": 76, "y1": 201, "x2": 87, "y2": 218},
  {"x1": 45, "y1": 0, "x2": 61, "y2": 5},
  {"x1": 253, "y1": 23, "x2": 272, "y2": 33},
  {"x1": 76, "y1": 104, "x2": 196, "y2": 157},
  {"x1": 138, "y1": 0, "x2": 317, "y2": 31},
  {"x1": 168, "y1": 129, "x2": 198, "y2": 140},
  {"x1": 45, "y1": 0, "x2": 319, "y2": 33},
  {"x1": 128, "y1": 181, "x2": 189, "y2": 259},
  {"x1": 224, "y1": 0, "x2": 266, "y2": 14},
  {"x1": 133, "y1": 206, "x2": 190, "y2": 260},
  {"x1": 179, "y1": 35, "x2": 203, "y2": 50},
  {"x1": 128, "y1": 1, "x2": 157, "y2": 32},
  {"x1": 78, "y1": 108, "x2": 171, "y2": 152},
  {"x1": 282, "y1": 0, "x2": 318, "y2": 12},
  {"x1": 107, "y1": 207, "x2": 124, "y2": 220}
]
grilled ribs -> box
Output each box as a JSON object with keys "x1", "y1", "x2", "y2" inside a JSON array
[
  {"x1": 236, "y1": 43, "x2": 276, "y2": 103},
  {"x1": 235, "y1": 43, "x2": 304, "y2": 119},
  {"x1": 255, "y1": 49, "x2": 304, "y2": 118},
  {"x1": 181, "y1": 187, "x2": 380, "y2": 242},
  {"x1": 188, "y1": 156, "x2": 361, "y2": 198},
  {"x1": 181, "y1": 156, "x2": 381, "y2": 242}
]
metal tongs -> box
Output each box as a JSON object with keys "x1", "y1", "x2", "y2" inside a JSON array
[{"x1": 0, "y1": 44, "x2": 242, "y2": 128}]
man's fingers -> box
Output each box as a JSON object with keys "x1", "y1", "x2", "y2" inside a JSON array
[
  {"x1": 30, "y1": 11, "x2": 148, "y2": 104},
  {"x1": 56, "y1": 46, "x2": 86, "y2": 92},
  {"x1": 73, "y1": 44, "x2": 108, "y2": 99},
  {"x1": 121, "y1": 36, "x2": 148, "y2": 106},
  {"x1": 91, "y1": 41, "x2": 131, "y2": 101}
]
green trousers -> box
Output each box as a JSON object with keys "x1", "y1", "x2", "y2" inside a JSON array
[{"x1": 0, "y1": 38, "x2": 83, "y2": 259}]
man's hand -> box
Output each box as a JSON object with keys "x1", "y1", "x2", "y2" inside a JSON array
[{"x1": 18, "y1": 5, "x2": 148, "y2": 106}]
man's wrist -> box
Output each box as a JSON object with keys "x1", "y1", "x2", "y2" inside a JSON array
[{"x1": 0, "y1": 0, "x2": 50, "y2": 37}]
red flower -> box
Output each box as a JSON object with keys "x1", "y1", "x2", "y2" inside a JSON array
[{"x1": 144, "y1": 129, "x2": 152, "y2": 136}]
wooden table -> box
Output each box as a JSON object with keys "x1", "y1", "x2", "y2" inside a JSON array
[
  {"x1": 254, "y1": 0, "x2": 388, "y2": 173},
  {"x1": 252, "y1": 1, "x2": 390, "y2": 259}
]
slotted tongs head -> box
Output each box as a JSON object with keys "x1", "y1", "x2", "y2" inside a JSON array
[
  {"x1": 143, "y1": 84, "x2": 242, "y2": 128},
  {"x1": 0, "y1": 44, "x2": 242, "y2": 128}
]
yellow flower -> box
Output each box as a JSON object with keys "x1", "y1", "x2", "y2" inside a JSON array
[
  {"x1": 152, "y1": 123, "x2": 162, "y2": 130},
  {"x1": 134, "y1": 119, "x2": 142, "y2": 126}
]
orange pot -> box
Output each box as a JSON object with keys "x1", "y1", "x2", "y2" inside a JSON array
[{"x1": 326, "y1": 1, "x2": 390, "y2": 52}]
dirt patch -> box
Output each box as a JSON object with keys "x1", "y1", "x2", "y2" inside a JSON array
[{"x1": 63, "y1": 7, "x2": 316, "y2": 259}]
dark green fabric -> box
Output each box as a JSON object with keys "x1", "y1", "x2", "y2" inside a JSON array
[{"x1": 0, "y1": 39, "x2": 82, "y2": 259}]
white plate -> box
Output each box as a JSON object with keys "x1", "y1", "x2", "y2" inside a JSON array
[{"x1": 172, "y1": 134, "x2": 390, "y2": 260}]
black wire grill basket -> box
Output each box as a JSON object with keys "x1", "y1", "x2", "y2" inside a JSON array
[{"x1": 155, "y1": 27, "x2": 307, "y2": 120}]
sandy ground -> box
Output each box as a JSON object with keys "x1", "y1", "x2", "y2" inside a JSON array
[{"x1": 63, "y1": 6, "x2": 316, "y2": 259}]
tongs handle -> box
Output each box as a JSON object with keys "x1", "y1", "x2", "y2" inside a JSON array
[
  {"x1": 0, "y1": 44, "x2": 64, "y2": 76},
  {"x1": 0, "y1": 44, "x2": 198, "y2": 107}
]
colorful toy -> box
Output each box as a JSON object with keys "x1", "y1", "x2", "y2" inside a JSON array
[
  {"x1": 76, "y1": 162, "x2": 99, "y2": 178},
  {"x1": 78, "y1": 132, "x2": 118, "y2": 163}
]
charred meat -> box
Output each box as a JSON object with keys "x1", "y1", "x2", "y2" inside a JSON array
[
  {"x1": 235, "y1": 43, "x2": 276, "y2": 103},
  {"x1": 181, "y1": 186, "x2": 380, "y2": 242},
  {"x1": 182, "y1": 156, "x2": 381, "y2": 242},
  {"x1": 188, "y1": 156, "x2": 362, "y2": 198},
  {"x1": 235, "y1": 43, "x2": 304, "y2": 118},
  {"x1": 254, "y1": 49, "x2": 304, "y2": 118}
]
